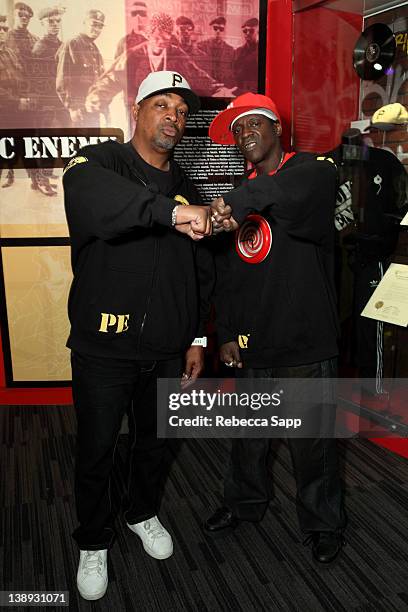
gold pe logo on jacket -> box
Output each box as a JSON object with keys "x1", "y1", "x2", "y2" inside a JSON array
[
  {"x1": 238, "y1": 334, "x2": 250, "y2": 349},
  {"x1": 99, "y1": 313, "x2": 129, "y2": 333},
  {"x1": 174, "y1": 195, "x2": 190, "y2": 206},
  {"x1": 63, "y1": 156, "x2": 88, "y2": 175}
]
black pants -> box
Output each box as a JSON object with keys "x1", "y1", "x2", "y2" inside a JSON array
[
  {"x1": 224, "y1": 359, "x2": 346, "y2": 533},
  {"x1": 71, "y1": 351, "x2": 182, "y2": 550}
]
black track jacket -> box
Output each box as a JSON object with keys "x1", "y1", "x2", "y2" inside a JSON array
[
  {"x1": 63, "y1": 139, "x2": 213, "y2": 360},
  {"x1": 215, "y1": 152, "x2": 340, "y2": 368}
]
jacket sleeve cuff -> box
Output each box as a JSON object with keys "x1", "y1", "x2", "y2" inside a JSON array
[
  {"x1": 151, "y1": 195, "x2": 176, "y2": 227},
  {"x1": 216, "y1": 325, "x2": 236, "y2": 346},
  {"x1": 223, "y1": 187, "x2": 252, "y2": 225},
  {"x1": 223, "y1": 178, "x2": 286, "y2": 224},
  {"x1": 195, "y1": 320, "x2": 205, "y2": 337}
]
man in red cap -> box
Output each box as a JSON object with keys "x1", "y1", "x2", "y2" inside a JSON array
[{"x1": 204, "y1": 92, "x2": 346, "y2": 565}]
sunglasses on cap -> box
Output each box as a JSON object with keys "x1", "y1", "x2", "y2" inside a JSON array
[
  {"x1": 0, "y1": 25, "x2": 9, "y2": 31},
  {"x1": 213, "y1": 25, "x2": 224, "y2": 32},
  {"x1": 131, "y1": 10, "x2": 147, "y2": 17},
  {"x1": 242, "y1": 27, "x2": 255, "y2": 34}
]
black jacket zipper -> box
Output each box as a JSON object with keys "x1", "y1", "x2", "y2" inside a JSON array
[{"x1": 126, "y1": 148, "x2": 187, "y2": 353}]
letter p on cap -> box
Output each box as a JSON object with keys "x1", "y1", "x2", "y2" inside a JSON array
[{"x1": 172, "y1": 73, "x2": 183, "y2": 86}]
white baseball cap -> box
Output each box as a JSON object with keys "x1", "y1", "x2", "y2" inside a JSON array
[{"x1": 135, "y1": 71, "x2": 201, "y2": 114}]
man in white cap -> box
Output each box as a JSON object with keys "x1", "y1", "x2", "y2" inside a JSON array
[
  {"x1": 205, "y1": 92, "x2": 346, "y2": 565},
  {"x1": 63, "y1": 71, "x2": 213, "y2": 600}
]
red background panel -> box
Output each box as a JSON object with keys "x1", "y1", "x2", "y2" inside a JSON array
[
  {"x1": 292, "y1": 6, "x2": 362, "y2": 152},
  {"x1": 265, "y1": 0, "x2": 293, "y2": 152}
]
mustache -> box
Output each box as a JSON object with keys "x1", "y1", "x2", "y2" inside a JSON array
[
  {"x1": 241, "y1": 136, "x2": 258, "y2": 144},
  {"x1": 160, "y1": 121, "x2": 180, "y2": 133}
]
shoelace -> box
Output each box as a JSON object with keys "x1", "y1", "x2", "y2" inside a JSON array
[
  {"x1": 82, "y1": 551, "x2": 104, "y2": 575},
  {"x1": 144, "y1": 520, "x2": 166, "y2": 540}
]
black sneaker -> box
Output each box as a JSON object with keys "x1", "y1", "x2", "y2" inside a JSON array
[{"x1": 304, "y1": 532, "x2": 345, "y2": 564}]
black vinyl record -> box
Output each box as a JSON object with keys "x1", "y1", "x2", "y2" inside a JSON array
[{"x1": 353, "y1": 23, "x2": 396, "y2": 80}]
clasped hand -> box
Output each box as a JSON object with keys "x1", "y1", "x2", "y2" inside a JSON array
[
  {"x1": 174, "y1": 198, "x2": 238, "y2": 241},
  {"x1": 174, "y1": 205, "x2": 213, "y2": 240},
  {"x1": 210, "y1": 197, "x2": 239, "y2": 233}
]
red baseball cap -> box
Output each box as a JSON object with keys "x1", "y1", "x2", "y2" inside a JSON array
[{"x1": 209, "y1": 92, "x2": 281, "y2": 145}]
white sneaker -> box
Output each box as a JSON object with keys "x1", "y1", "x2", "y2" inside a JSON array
[
  {"x1": 76, "y1": 549, "x2": 108, "y2": 601},
  {"x1": 127, "y1": 516, "x2": 173, "y2": 560}
]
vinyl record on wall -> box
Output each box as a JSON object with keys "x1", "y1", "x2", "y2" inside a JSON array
[{"x1": 353, "y1": 23, "x2": 396, "y2": 80}]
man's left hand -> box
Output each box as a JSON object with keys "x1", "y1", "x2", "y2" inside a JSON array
[
  {"x1": 210, "y1": 197, "x2": 239, "y2": 233},
  {"x1": 181, "y1": 346, "x2": 204, "y2": 388}
]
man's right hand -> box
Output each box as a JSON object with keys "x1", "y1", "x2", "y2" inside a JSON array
[
  {"x1": 220, "y1": 341, "x2": 242, "y2": 368},
  {"x1": 175, "y1": 205, "x2": 212, "y2": 240}
]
